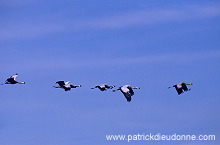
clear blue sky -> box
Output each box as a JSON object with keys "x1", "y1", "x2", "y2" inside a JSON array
[{"x1": 0, "y1": 0, "x2": 220, "y2": 145}]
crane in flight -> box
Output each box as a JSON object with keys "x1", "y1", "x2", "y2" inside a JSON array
[
  {"x1": 53, "y1": 81, "x2": 82, "y2": 91},
  {"x1": 168, "y1": 82, "x2": 193, "y2": 95},
  {"x1": 91, "y1": 84, "x2": 116, "y2": 91},
  {"x1": 1, "y1": 74, "x2": 25, "y2": 85},
  {"x1": 113, "y1": 85, "x2": 140, "y2": 102}
]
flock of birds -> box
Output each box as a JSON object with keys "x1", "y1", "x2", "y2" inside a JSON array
[{"x1": 1, "y1": 74, "x2": 194, "y2": 102}]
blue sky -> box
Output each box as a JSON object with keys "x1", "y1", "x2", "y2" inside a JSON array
[{"x1": 0, "y1": 0, "x2": 220, "y2": 145}]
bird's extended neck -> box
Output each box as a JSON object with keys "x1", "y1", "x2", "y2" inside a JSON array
[
  {"x1": 18, "y1": 82, "x2": 25, "y2": 84},
  {"x1": 133, "y1": 87, "x2": 140, "y2": 89}
]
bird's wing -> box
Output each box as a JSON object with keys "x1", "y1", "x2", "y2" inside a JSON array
[
  {"x1": 57, "y1": 81, "x2": 65, "y2": 87},
  {"x1": 177, "y1": 83, "x2": 183, "y2": 89},
  {"x1": 122, "y1": 92, "x2": 132, "y2": 102},
  {"x1": 62, "y1": 83, "x2": 71, "y2": 91},
  {"x1": 99, "y1": 87, "x2": 107, "y2": 91},
  {"x1": 6, "y1": 74, "x2": 18, "y2": 82},
  {"x1": 104, "y1": 84, "x2": 111, "y2": 88},
  {"x1": 64, "y1": 87, "x2": 71, "y2": 91},
  {"x1": 64, "y1": 83, "x2": 71, "y2": 88},
  {"x1": 174, "y1": 86, "x2": 183, "y2": 95},
  {"x1": 100, "y1": 84, "x2": 106, "y2": 88},
  {"x1": 121, "y1": 86, "x2": 130, "y2": 94},
  {"x1": 6, "y1": 78, "x2": 16, "y2": 83},
  {"x1": 70, "y1": 84, "x2": 77, "y2": 88},
  {"x1": 11, "y1": 74, "x2": 18, "y2": 80},
  {"x1": 127, "y1": 86, "x2": 134, "y2": 96},
  {"x1": 97, "y1": 85, "x2": 106, "y2": 91},
  {"x1": 181, "y1": 83, "x2": 189, "y2": 91},
  {"x1": 65, "y1": 81, "x2": 70, "y2": 85}
]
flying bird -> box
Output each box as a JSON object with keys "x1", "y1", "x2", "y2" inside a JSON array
[
  {"x1": 113, "y1": 85, "x2": 140, "y2": 102},
  {"x1": 53, "y1": 81, "x2": 82, "y2": 91},
  {"x1": 91, "y1": 84, "x2": 116, "y2": 91},
  {"x1": 168, "y1": 82, "x2": 193, "y2": 95},
  {"x1": 1, "y1": 74, "x2": 25, "y2": 85}
]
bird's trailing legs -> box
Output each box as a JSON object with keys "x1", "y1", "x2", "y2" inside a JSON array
[{"x1": 112, "y1": 88, "x2": 120, "y2": 92}]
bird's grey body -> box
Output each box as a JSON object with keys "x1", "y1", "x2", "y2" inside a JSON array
[{"x1": 113, "y1": 85, "x2": 140, "y2": 102}]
